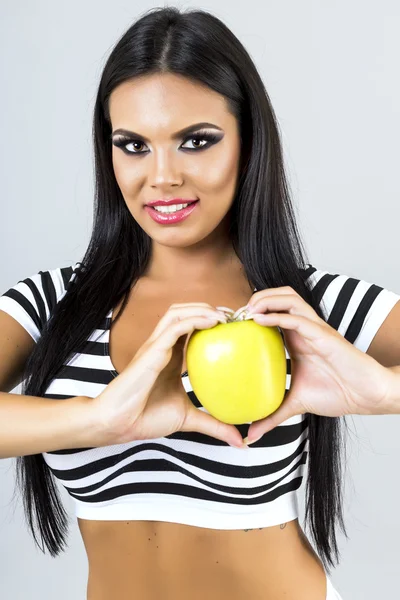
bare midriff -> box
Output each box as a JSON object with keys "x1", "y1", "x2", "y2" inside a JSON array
[{"x1": 78, "y1": 517, "x2": 327, "y2": 600}]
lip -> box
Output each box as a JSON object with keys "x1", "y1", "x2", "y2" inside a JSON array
[
  {"x1": 144, "y1": 200, "x2": 199, "y2": 224},
  {"x1": 146, "y1": 198, "x2": 198, "y2": 207}
]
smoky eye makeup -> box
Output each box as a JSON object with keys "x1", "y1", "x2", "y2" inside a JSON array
[{"x1": 112, "y1": 128, "x2": 223, "y2": 155}]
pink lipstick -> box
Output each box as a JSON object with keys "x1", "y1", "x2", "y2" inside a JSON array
[{"x1": 144, "y1": 200, "x2": 199, "y2": 224}]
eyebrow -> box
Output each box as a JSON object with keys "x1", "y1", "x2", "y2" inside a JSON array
[{"x1": 111, "y1": 122, "x2": 223, "y2": 142}]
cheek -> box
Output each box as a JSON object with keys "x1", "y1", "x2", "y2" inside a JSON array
[
  {"x1": 195, "y1": 150, "x2": 239, "y2": 194},
  {"x1": 201, "y1": 156, "x2": 240, "y2": 214},
  {"x1": 112, "y1": 162, "x2": 141, "y2": 215},
  {"x1": 112, "y1": 158, "x2": 133, "y2": 191}
]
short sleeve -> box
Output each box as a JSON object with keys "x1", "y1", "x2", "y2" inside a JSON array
[
  {"x1": 302, "y1": 264, "x2": 400, "y2": 352},
  {"x1": 0, "y1": 262, "x2": 82, "y2": 343}
]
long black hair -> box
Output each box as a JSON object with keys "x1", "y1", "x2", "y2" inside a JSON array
[{"x1": 13, "y1": 6, "x2": 348, "y2": 573}]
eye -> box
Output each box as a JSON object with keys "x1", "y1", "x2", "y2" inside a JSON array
[
  {"x1": 118, "y1": 140, "x2": 147, "y2": 154},
  {"x1": 181, "y1": 134, "x2": 218, "y2": 150},
  {"x1": 112, "y1": 130, "x2": 220, "y2": 155}
]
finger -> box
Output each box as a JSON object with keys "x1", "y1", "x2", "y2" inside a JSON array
[
  {"x1": 248, "y1": 287, "x2": 297, "y2": 304},
  {"x1": 140, "y1": 315, "x2": 225, "y2": 372},
  {"x1": 148, "y1": 307, "x2": 227, "y2": 342},
  {"x1": 182, "y1": 402, "x2": 248, "y2": 449},
  {"x1": 251, "y1": 311, "x2": 327, "y2": 343},
  {"x1": 170, "y1": 302, "x2": 215, "y2": 308},
  {"x1": 247, "y1": 295, "x2": 321, "y2": 324},
  {"x1": 244, "y1": 396, "x2": 302, "y2": 443}
]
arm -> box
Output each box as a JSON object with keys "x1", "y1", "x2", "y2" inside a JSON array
[
  {"x1": 0, "y1": 286, "x2": 105, "y2": 459},
  {"x1": 382, "y1": 365, "x2": 400, "y2": 415},
  {"x1": 0, "y1": 392, "x2": 104, "y2": 459}
]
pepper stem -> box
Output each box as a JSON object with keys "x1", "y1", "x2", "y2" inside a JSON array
[{"x1": 216, "y1": 305, "x2": 254, "y2": 323}]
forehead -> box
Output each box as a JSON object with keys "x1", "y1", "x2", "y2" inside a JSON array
[{"x1": 108, "y1": 73, "x2": 233, "y2": 131}]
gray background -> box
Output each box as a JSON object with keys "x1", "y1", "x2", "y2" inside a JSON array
[{"x1": 0, "y1": 1, "x2": 399, "y2": 598}]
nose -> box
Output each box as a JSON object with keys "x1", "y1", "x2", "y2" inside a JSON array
[{"x1": 148, "y1": 149, "x2": 183, "y2": 187}]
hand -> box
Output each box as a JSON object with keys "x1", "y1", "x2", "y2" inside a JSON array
[
  {"x1": 243, "y1": 286, "x2": 393, "y2": 443},
  {"x1": 92, "y1": 303, "x2": 247, "y2": 449}
]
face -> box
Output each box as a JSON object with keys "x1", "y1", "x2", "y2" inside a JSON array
[{"x1": 108, "y1": 73, "x2": 242, "y2": 253}]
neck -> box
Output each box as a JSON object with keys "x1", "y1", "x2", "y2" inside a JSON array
[{"x1": 143, "y1": 237, "x2": 241, "y2": 286}]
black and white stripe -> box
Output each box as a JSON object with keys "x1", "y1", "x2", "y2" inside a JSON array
[{"x1": 0, "y1": 262, "x2": 398, "y2": 526}]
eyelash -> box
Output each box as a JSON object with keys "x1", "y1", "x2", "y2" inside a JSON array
[{"x1": 112, "y1": 131, "x2": 219, "y2": 155}]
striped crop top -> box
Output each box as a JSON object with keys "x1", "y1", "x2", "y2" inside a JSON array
[{"x1": 0, "y1": 262, "x2": 399, "y2": 528}]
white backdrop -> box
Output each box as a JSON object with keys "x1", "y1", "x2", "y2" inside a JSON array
[{"x1": 0, "y1": 1, "x2": 399, "y2": 598}]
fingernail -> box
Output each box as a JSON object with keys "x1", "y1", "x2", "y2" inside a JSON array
[
  {"x1": 232, "y1": 440, "x2": 250, "y2": 449},
  {"x1": 243, "y1": 435, "x2": 262, "y2": 446}
]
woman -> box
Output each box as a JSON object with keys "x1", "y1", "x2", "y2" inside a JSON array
[{"x1": 0, "y1": 6, "x2": 399, "y2": 600}]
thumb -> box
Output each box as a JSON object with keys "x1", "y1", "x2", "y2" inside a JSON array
[
  {"x1": 182, "y1": 404, "x2": 247, "y2": 449},
  {"x1": 245, "y1": 397, "x2": 301, "y2": 444}
]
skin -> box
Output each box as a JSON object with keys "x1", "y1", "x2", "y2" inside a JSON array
[{"x1": 108, "y1": 72, "x2": 245, "y2": 286}]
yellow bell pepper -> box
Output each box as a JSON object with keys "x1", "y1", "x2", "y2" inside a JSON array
[{"x1": 186, "y1": 306, "x2": 287, "y2": 424}]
